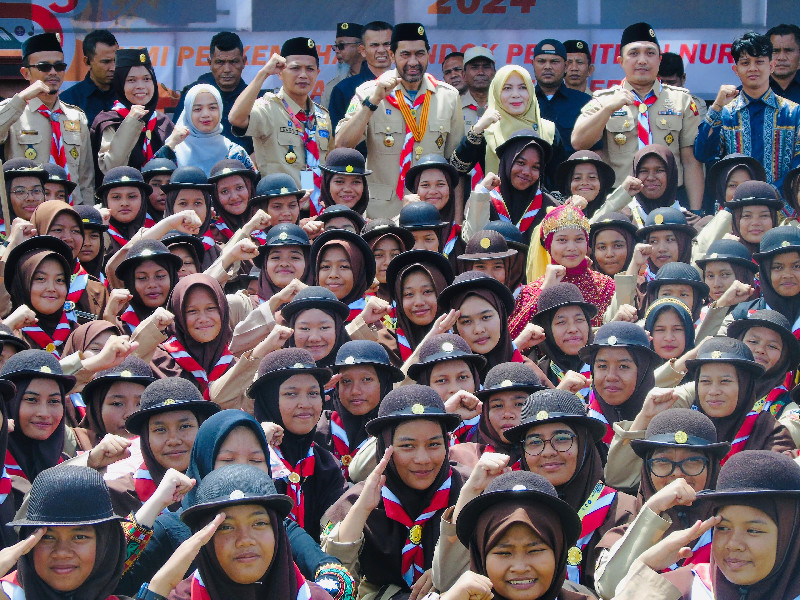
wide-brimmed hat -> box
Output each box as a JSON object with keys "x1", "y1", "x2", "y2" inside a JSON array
[
  {"x1": 207, "y1": 158, "x2": 258, "y2": 184},
  {"x1": 630, "y1": 408, "x2": 730, "y2": 459},
  {"x1": 724, "y1": 180, "x2": 784, "y2": 211},
  {"x1": 753, "y1": 226, "x2": 800, "y2": 260},
  {"x1": 82, "y1": 356, "x2": 156, "y2": 407},
  {"x1": 495, "y1": 129, "x2": 553, "y2": 165},
  {"x1": 483, "y1": 220, "x2": 529, "y2": 254},
  {"x1": 439, "y1": 270, "x2": 514, "y2": 314},
  {"x1": 0, "y1": 349, "x2": 75, "y2": 392},
  {"x1": 458, "y1": 230, "x2": 518, "y2": 262},
  {"x1": 708, "y1": 153, "x2": 766, "y2": 192},
  {"x1": 505, "y1": 389, "x2": 608, "y2": 444},
  {"x1": 41, "y1": 163, "x2": 78, "y2": 195},
  {"x1": 589, "y1": 212, "x2": 638, "y2": 240},
  {"x1": 365, "y1": 383, "x2": 462, "y2": 435},
  {"x1": 319, "y1": 147, "x2": 371, "y2": 176},
  {"x1": 398, "y1": 201, "x2": 449, "y2": 231},
  {"x1": 163, "y1": 229, "x2": 205, "y2": 259},
  {"x1": 579, "y1": 321, "x2": 659, "y2": 363},
  {"x1": 96, "y1": 166, "x2": 152, "y2": 198},
  {"x1": 3, "y1": 159, "x2": 48, "y2": 185},
  {"x1": 74, "y1": 204, "x2": 108, "y2": 232},
  {"x1": 141, "y1": 157, "x2": 178, "y2": 182},
  {"x1": 248, "y1": 347, "x2": 331, "y2": 397},
  {"x1": 126, "y1": 377, "x2": 220, "y2": 436},
  {"x1": 646, "y1": 262, "x2": 710, "y2": 299},
  {"x1": 254, "y1": 223, "x2": 311, "y2": 269},
  {"x1": 636, "y1": 207, "x2": 696, "y2": 241},
  {"x1": 161, "y1": 166, "x2": 213, "y2": 192},
  {"x1": 309, "y1": 228, "x2": 376, "y2": 286},
  {"x1": 407, "y1": 333, "x2": 487, "y2": 381},
  {"x1": 727, "y1": 309, "x2": 800, "y2": 369},
  {"x1": 695, "y1": 238, "x2": 759, "y2": 273},
  {"x1": 115, "y1": 239, "x2": 182, "y2": 281},
  {"x1": 405, "y1": 154, "x2": 459, "y2": 191},
  {"x1": 316, "y1": 204, "x2": 366, "y2": 231},
  {"x1": 279, "y1": 286, "x2": 350, "y2": 322},
  {"x1": 695, "y1": 450, "x2": 800, "y2": 502},
  {"x1": 0, "y1": 323, "x2": 28, "y2": 354},
  {"x1": 475, "y1": 362, "x2": 546, "y2": 401},
  {"x1": 332, "y1": 340, "x2": 404, "y2": 382},
  {"x1": 531, "y1": 282, "x2": 597, "y2": 326},
  {"x1": 685, "y1": 336, "x2": 765, "y2": 377},
  {"x1": 4, "y1": 235, "x2": 73, "y2": 289},
  {"x1": 361, "y1": 219, "x2": 415, "y2": 250},
  {"x1": 251, "y1": 173, "x2": 305, "y2": 202},
  {"x1": 555, "y1": 150, "x2": 615, "y2": 194},
  {"x1": 385, "y1": 250, "x2": 454, "y2": 293}
]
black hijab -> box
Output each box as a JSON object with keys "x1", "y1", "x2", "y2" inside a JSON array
[
  {"x1": 632, "y1": 145, "x2": 679, "y2": 214},
  {"x1": 285, "y1": 307, "x2": 351, "y2": 369},
  {"x1": 589, "y1": 346, "x2": 658, "y2": 425},
  {"x1": 498, "y1": 137, "x2": 548, "y2": 225}
]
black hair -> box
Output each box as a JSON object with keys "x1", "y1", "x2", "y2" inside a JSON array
[
  {"x1": 658, "y1": 52, "x2": 685, "y2": 77},
  {"x1": 731, "y1": 31, "x2": 773, "y2": 62},
  {"x1": 766, "y1": 23, "x2": 800, "y2": 48},
  {"x1": 443, "y1": 51, "x2": 464, "y2": 62},
  {"x1": 82, "y1": 29, "x2": 117, "y2": 59},
  {"x1": 210, "y1": 31, "x2": 244, "y2": 55},
  {"x1": 362, "y1": 21, "x2": 393, "y2": 43}
]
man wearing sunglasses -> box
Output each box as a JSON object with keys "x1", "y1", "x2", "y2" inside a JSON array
[
  {"x1": 0, "y1": 32, "x2": 94, "y2": 206},
  {"x1": 321, "y1": 22, "x2": 364, "y2": 111}
]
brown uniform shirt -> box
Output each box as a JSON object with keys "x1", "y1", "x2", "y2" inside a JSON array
[
  {"x1": 460, "y1": 90, "x2": 482, "y2": 135},
  {"x1": 337, "y1": 70, "x2": 463, "y2": 219},
  {"x1": 0, "y1": 95, "x2": 95, "y2": 205},
  {"x1": 576, "y1": 80, "x2": 701, "y2": 186}
]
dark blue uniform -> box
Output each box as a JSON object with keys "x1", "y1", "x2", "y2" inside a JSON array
[
  {"x1": 770, "y1": 73, "x2": 800, "y2": 105},
  {"x1": 60, "y1": 73, "x2": 116, "y2": 127},
  {"x1": 535, "y1": 82, "x2": 597, "y2": 155}
]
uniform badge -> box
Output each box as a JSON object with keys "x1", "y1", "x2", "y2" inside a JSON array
[
  {"x1": 414, "y1": 145, "x2": 424, "y2": 159},
  {"x1": 145, "y1": 130, "x2": 152, "y2": 140},
  {"x1": 63, "y1": 120, "x2": 79, "y2": 132},
  {"x1": 384, "y1": 134, "x2": 395, "y2": 147},
  {"x1": 288, "y1": 472, "x2": 301, "y2": 484},
  {"x1": 24, "y1": 147, "x2": 37, "y2": 160},
  {"x1": 435, "y1": 134, "x2": 444, "y2": 149},
  {"x1": 139, "y1": 53, "x2": 147, "y2": 63},
  {"x1": 613, "y1": 133, "x2": 627, "y2": 146},
  {"x1": 45, "y1": 343, "x2": 56, "y2": 354},
  {"x1": 308, "y1": 39, "x2": 316, "y2": 49},
  {"x1": 345, "y1": 165, "x2": 354, "y2": 173},
  {"x1": 409, "y1": 524, "x2": 422, "y2": 545},
  {"x1": 285, "y1": 151, "x2": 297, "y2": 164},
  {"x1": 623, "y1": 120, "x2": 630, "y2": 129},
  {"x1": 567, "y1": 547, "x2": 583, "y2": 566},
  {"x1": 63, "y1": 301, "x2": 75, "y2": 312},
  {"x1": 689, "y1": 101, "x2": 699, "y2": 116},
  {"x1": 70, "y1": 147, "x2": 79, "y2": 159},
  {"x1": 341, "y1": 22, "x2": 349, "y2": 30},
  {"x1": 665, "y1": 133, "x2": 674, "y2": 145},
  {"x1": 417, "y1": 26, "x2": 425, "y2": 35},
  {"x1": 660, "y1": 119, "x2": 667, "y2": 126},
  {"x1": 341, "y1": 455, "x2": 352, "y2": 466}
]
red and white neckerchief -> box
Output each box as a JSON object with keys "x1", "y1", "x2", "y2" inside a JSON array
[
  {"x1": 587, "y1": 391, "x2": 614, "y2": 444},
  {"x1": 511, "y1": 341, "x2": 525, "y2": 364},
  {"x1": 761, "y1": 304, "x2": 800, "y2": 340},
  {"x1": 395, "y1": 327, "x2": 413, "y2": 361},
  {"x1": 450, "y1": 415, "x2": 480, "y2": 445},
  {"x1": 270, "y1": 444, "x2": 315, "y2": 528},
  {"x1": 144, "y1": 212, "x2": 156, "y2": 229},
  {"x1": 120, "y1": 305, "x2": 142, "y2": 334},
  {"x1": 251, "y1": 228, "x2": 267, "y2": 246},
  {"x1": 720, "y1": 397, "x2": 768, "y2": 465},
  {"x1": 211, "y1": 214, "x2": 234, "y2": 241},
  {"x1": 347, "y1": 297, "x2": 366, "y2": 323},
  {"x1": 65, "y1": 262, "x2": 89, "y2": 323},
  {"x1": 442, "y1": 223, "x2": 461, "y2": 257},
  {"x1": 190, "y1": 564, "x2": 312, "y2": 600},
  {"x1": 162, "y1": 335, "x2": 234, "y2": 400},
  {"x1": 565, "y1": 482, "x2": 617, "y2": 583},
  {"x1": 329, "y1": 411, "x2": 372, "y2": 480},
  {"x1": 106, "y1": 222, "x2": 129, "y2": 247},
  {"x1": 35, "y1": 103, "x2": 70, "y2": 186},
  {"x1": 0, "y1": 219, "x2": 5, "y2": 243},
  {"x1": 381, "y1": 470, "x2": 452, "y2": 587},
  {"x1": 664, "y1": 528, "x2": 712, "y2": 572},
  {"x1": 643, "y1": 263, "x2": 658, "y2": 283},
  {"x1": 689, "y1": 563, "x2": 715, "y2": 600},
  {"x1": 489, "y1": 187, "x2": 543, "y2": 234},
  {"x1": 385, "y1": 75, "x2": 436, "y2": 199},
  {"x1": 112, "y1": 100, "x2": 157, "y2": 162},
  {"x1": 4, "y1": 450, "x2": 62, "y2": 481},
  {"x1": 99, "y1": 272, "x2": 108, "y2": 289},
  {"x1": 198, "y1": 229, "x2": 215, "y2": 252},
  {"x1": 133, "y1": 463, "x2": 157, "y2": 502},
  {"x1": 0, "y1": 463, "x2": 11, "y2": 508},
  {"x1": 284, "y1": 99, "x2": 323, "y2": 217},
  {"x1": 469, "y1": 163, "x2": 484, "y2": 193},
  {"x1": 70, "y1": 392, "x2": 86, "y2": 420},
  {"x1": 22, "y1": 310, "x2": 71, "y2": 357},
  {"x1": 629, "y1": 85, "x2": 658, "y2": 148}
]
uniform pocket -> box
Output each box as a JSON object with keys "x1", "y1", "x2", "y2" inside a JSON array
[
  {"x1": 370, "y1": 117, "x2": 405, "y2": 154},
  {"x1": 16, "y1": 131, "x2": 42, "y2": 146}
]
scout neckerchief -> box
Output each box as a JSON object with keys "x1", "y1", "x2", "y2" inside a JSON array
[
  {"x1": 629, "y1": 84, "x2": 658, "y2": 148},
  {"x1": 211, "y1": 214, "x2": 234, "y2": 241},
  {"x1": 511, "y1": 342, "x2": 525, "y2": 364},
  {"x1": 4, "y1": 449, "x2": 62, "y2": 481},
  {"x1": 664, "y1": 528, "x2": 712, "y2": 572},
  {"x1": 190, "y1": 565, "x2": 313, "y2": 600},
  {"x1": 112, "y1": 100, "x2": 157, "y2": 162},
  {"x1": 162, "y1": 335, "x2": 234, "y2": 400},
  {"x1": 587, "y1": 391, "x2": 614, "y2": 444},
  {"x1": 347, "y1": 297, "x2": 366, "y2": 323},
  {"x1": 489, "y1": 186, "x2": 543, "y2": 234},
  {"x1": 23, "y1": 311, "x2": 71, "y2": 357},
  {"x1": 450, "y1": 415, "x2": 480, "y2": 445},
  {"x1": 35, "y1": 103, "x2": 70, "y2": 184},
  {"x1": 381, "y1": 470, "x2": 452, "y2": 587},
  {"x1": 720, "y1": 397, "x2": 767, "y2": 465},
  {"x1": 282, "y1": 98, "x2": 324, "y2": 217},
  {"x1": 443, "y1": 222, "x2": 461, "y2": 257},
  {"x1": 120, "y1": 305, "x2": 142, "y2": 334},
  {"x1": 643, "y1": 263, "x2": 658, "y2": 283},
  {"x1": 106, "y1": 222, "x2": 129, "y2": 247},
  {"x1": 690, "y1": 563, "x2": 715, "y2": 600},
  {"x1": 329, "y1": 411, "x2": 372, "y2": 480},
  {"x1": 550, "y1": 361, "x2": 592, "y2": 400},
  {"x1": 133, "y1": 463, "x2": 157, "y2": 502},
  {"x1": 0, "y1": 463, "x2": 11, "y2": 507},
  {"x1": 270, "y1": 444, "x2": 315, "y2": 528},
  {"x1": 395, "y1": 327, "x2": 413, "y2": 361},
  {"x1": 65, "y1": 262, "x2": 89, "y2": 323},
  {"x1": 70, "y1": 392, "x2": 86, "y2": 420},
  {"x1": 144, "y1": 212, "x2": 156, "y2": 228},
  {"x1": 198, "y1": 229, "x2": 215, "y2": 252},
  {"x1": 764, "y1": 371, "x2": 793, "y2": 417},
  {"x1": 565, "y1": 481, "x2": 617, "y2": 583},
  {"x1": 385, "y1": 75, "x2": 435, "y2": 199}
]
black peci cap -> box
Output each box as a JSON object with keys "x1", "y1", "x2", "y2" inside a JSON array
[
  {"x1": 22, "y1": 33, "x2": 62, "y2": 60},
  {"x1": 115, "y1": 48, "x2": 152, "y2": 69},
  {"x1": 563, "y1": 39, "x2": 591, "y2": 58},
  {"x1": 281, "y1": 37, "x2": 319, "y2": 59},
  {"x1": 620, "y1": 22, "x2": 659, "y2": 50},
  {"x1": 336, "y1": 22, "x2": 363, "y2": 39},
  {"x1": 391, "y1": 23, "x2": 429, "y2": 47}
]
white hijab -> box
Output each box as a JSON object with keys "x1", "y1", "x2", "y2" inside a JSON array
[{"x1": 174, "y1": 84, "x2": 234, "y2": 176}]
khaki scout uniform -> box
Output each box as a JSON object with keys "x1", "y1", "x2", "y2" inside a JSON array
[
  {"x1": 576, "y1": 80, "x2": 701, "y2": 187},
  {"x1": 321, "y1": 70, "x2": 349, "y2": 111},
  {"x1": 244, "y1": 87, "x2": 332, "y2": 189},
  {"x1": 460, "y1": 90, "x2": 483, "y2": 134},
  {"x1": 337, "y1": 70, "x2": 464, "y2": 219},
  {"x1": 0, "y1": 95, "x2": 94, "y2": 205}
]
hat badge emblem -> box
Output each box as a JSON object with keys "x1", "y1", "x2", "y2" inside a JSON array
[
  {"x1": 222, "y1": 168, "x2": 232, "y2": 174},
  {"x1": 280, "y1": 187, "x2": 289, "y2": 194},
  {"x1": 411, "y1": 403, "x2": 425, "y2": 414},
  {"x1": 649, "y1": 28, "x2": 656, "y2": 37},
  {"x1": 293, "y1": 363, "x2": 305, "y2": 368},
  {"x1": 120, "y1": 370, "x2": 132, "y2": 378},
  {"x1": 674, "y1": 430, "x2": 689, "y2": 444},
  {"x1": 418, "y1": 26, "x2": 425, "y2": 35},
  {"x1": 345, "y1": 356, "x2": 355, "y2": 365},
  {"x1": 711, "y1": 350, "x2": 722, "y2": 359},
  {"x1": 40, "y1": 365, "x2": 52, "y2": 374},
  {"x1": 607, "y1": 335, "x2": 617, "y2": 345},
  {"x1": 442, "y1": 342, "x2": 454, "y2": 353},
  {"x1": 654, "y1": 214, "x2": 664, "y2": 225},
  {"x1": 480, "y1": 237, "x2": 491, "y2": 249},
  {"x1": 782, "y1": 240, "x2": 791, "y2": 247},
  {"x1": 308, "y1": 39, "x2": 315, "y2": 49},
  {"x1": 164, "y1": 398, "x2": 176, "y2": 405},
  {"x1": 536, "y1": 410, "x2": 549, "y2": 420},
  {"x1": 278, "y1": 231, "x2": 288, "y2": 240},
  {"x1": 341, "y1": 22, "x2": 349, "y2": 30},
  {"x1": 120, "y1": 176, "x2": 131, "y2": 182},
  {"x1": 82, "y1": 218, "x2": 90, "y2": 223},
  {"x1": 141, "y1": 248, "x2": 153, "y2": 256},
  {"x1": 345, "y1": 165, "x2": 354, "y2": 173},
  {"x1": 512, "y1": 484, "x2": 526, "y2": 491},
  {"x1": 229, "y1": 490, "x2": 245, "y2": 500},
  {"x1": 500, "y1": 379, "x2": 513, "y2": 387},
  {"x1": 576, "y1": 41, "x2": 584, "y2": 49},
  {"x1": 140, "y1": 53, "x2": 147, "y2": 63},
  {"x1": 709, "y1": 253, "x2": 718, "y2": 259}
]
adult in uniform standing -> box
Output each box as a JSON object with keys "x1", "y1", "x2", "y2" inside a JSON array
[
  {"x1": 563, "y1": 39, "x2": 594, "y2": 94},
  {"x1": 321, "y1": 22, "x2": 364, "y2": 111},
  {"x1": 335, "y1": 23, "x2": 463, "y2": 220},
  {"x1": 0, "y1": 33, "x2": 94, "y2": 205},
  {"x1": 229, "y1": 37, "x2": 332, "y2": 217},
  {"x1": 460, "y1": 47, "x2": 496, "y2": 135},
  {"x1": 572, "y1": 23, "x2": 705, "y2": 213}
]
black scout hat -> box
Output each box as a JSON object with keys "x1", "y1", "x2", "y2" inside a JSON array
[
  {"x1": 4, "y1": 235, "x2": 73, "y2": 291},
  {"x1": 248, "y1": 347, "x2": 332, "y2": 397},
  {"x1": 252, "y1": 173, "x2": 305, "y2": 202},
  {"x1": 361, "y1": 218, "x2": 415, "y2": 250},
  {"x1": 336, "y1": 22, "x2": 363, "y2": 39},
  {"x1": 0, "y1": 349, "x2": 75, "y2": 391},
  {"x1": 707, "y1": 153, "x2": 766, "y2": 192},
  {"x1": 3, "y1": 159, "x2": 48, "y2": 184},
  {"x1": 254, "y1": 223, "x2": 310, "y2": 269},
  {"x1": 82, "y1": 356, "x2": 156, "y2": 407},
  {"x1": 727, "y1": 309, "x2": 800, "y2": 369},
  {"x1": 333, "y1": 340, "x2": 404, "y2": 383},
  {"x1": 0, "y1": 323, "x2": 28, "y2": 354},
  {"x1": 630, "y1": 408, "x2": 730, "y2": 459},
  {"x1": 458, "y1": 230, "x2": 518, "y2": 262},
  {"x1": 141, "y1": 157, "x2": 178, "y2": 182},
  {"x1": 483, "y1": 220, "x2": 529, "y2": 254},
  {"x1": 126, "y1": 378, "x2": 220, "y2": 436},
  {"x1": 207, "y1": 158, "x2": 258, "y2": 185},
  {"x1": 495, "y1": 130, "x2": 553, "y2": 165},
  {"x1": 310, "y1": 228, "x2": 376, "y2": 286},
  {"x1": 475, "y1": 362, "x2": 546, "y2": 401},
  {"x1": 579, "y1": 321, "x2": 659, "y2": 363},
  {"x1": 564, "y1": 39, "x2": 591, "y2": 58},
  {"x1": 22, "y1": 33, "x2": 62, "y2": 60},
  {"x1": 532, "y1": 282, "x2": 597, "y2": 326},
  {"x1": 366, "y1": 383, "x2": 461, "y2": 435},
  {"x1": 316, "y1": 204, "x2": 366, "y2": 231},
  {"x1": 182, "y1": 464, "x2": 294, "y2": 529},
  {"x1": 456, "y1": 470, "x2": 581, "y2": 548},
  {"x1": 116, "y1": 48, "x2": 152, "y2": 68},
  {"x1": 391, "y1": 23, "x2": 429, "y2": 47},
  {"x1": 646, "y1": 262, "x2": 710, "y2": 299},
  {"x1": 686, "y1": 336, "x2": 765, "y2": 377},
  {"x1": 405, "y1": 154, "x2": 459, "y2": 191},
  {"x1": 505, "y1": 389, "x2": 608, "y2": 444},
  {"x1": 407, "y1": 333, "x2": 487, "y2": 381},
  {"x1": 96, "y1": 166, "x2": 152, "y2": 198},
  {"x1": 163, "y1": 229, "x2": 205, "y2": 260},
  {"x1": 11, "y1": 465, "x2": 122, "y2": 527},
  {"x1": 439, "y1": 270, "x2": 515, "y2": 314},
  {"x1": 74, "y1": 204, "x2": 108, "y2": 231},
  {"x1": 725, "y1": 180, "x2": 784, "y2": 211},
  {"x1": 695, "y1": 450, "x2": 800, "y2": 502},
  {"x1": 695, "y1": 239, "x2": 759, "y2": 273},
  {"x1": 279, "y1": 286, "x2": 350, "y2": 322},
  {"x1": 281, "y1": 37, "x2": 319, "y2": 60},
  {"x1": 398, "y1": 201, "x2": 448, "y2": 231},
  {"x1": 41, "y1": 163, "x2": 77, "y2": 195},
  {"x1": 385, "y1": 249, "x2": 454, "y2": 294},
  {"x1": 636, "y1": 207, "x2": 695, "y2": 241},
  {"x1": 115, "y1": 239, "x2": 182, "y2": 281},
  {"x1": 753, "y1": 225, "x2": 800, "y2": 260},
  {"x1": 589, "y1": 212, "x2": 638, "y2": 242},
  {"x1": 161, "y1": 166, "x2": 213, "y2": 192},
  {"x1": 556, "y1": 150, "x2": 616, "y2": 195},
  {"x1": 620, "y1": 22, "x2": 659, "y2": 50},
  {"x1": 320, "y1": 148, "x2": 371, "y2": 176}
]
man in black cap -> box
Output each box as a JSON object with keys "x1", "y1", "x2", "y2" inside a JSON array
[
  {"x1": 533, "y1": 38, "x2": 593, "y2": 155},
  {"x1": 573, "y1": 22, "x2": 705, "y2": 213},
  {"x1": 60, "y1": 29, "x2": 118, "y2": 127},
  {"x1": 173, "y1": 32, "x2": 260, "y2": 156},
  {"x1": 229, "y1": 37, "x2": 332, "y2": 217},
  {"x1": 767, "y1": 23, "x2": 800, "y2": 104},
  {"x1": 0, "y1": 33, "x2": 95, "y2": 205},
  {"x1": 658, "y1": 52, "x2": 707, "y2": 119},
  {"x1": 335, "y1": 23, "x2": 463, "y2": 220},
  {"x1": 563, "y1": 39, "x2": 594, "y2": 93},
  {"x1": 322, "y1": 22, "x2": 365, "y2": 111}
]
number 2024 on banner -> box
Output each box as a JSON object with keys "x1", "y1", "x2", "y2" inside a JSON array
[{"x1": 429, "y1": 0, "x2": 537, "y2": 15}]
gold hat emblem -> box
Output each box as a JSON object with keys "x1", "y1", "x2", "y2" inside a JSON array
[
  {"x1": 442, "y1": 342, "x2": 454, "y2": 353},
  {"x1": 418, "y1": 26, "x2": 425, "y2": 35},
  {"x1": 222, "y1": 168, "x2": 232, "y2": 174},
  {"x1": 82, "y1": 218, "x2": 90, "y2": 223},
  {"x1": 341, "y1": 22, "x2": 349, "y2": 30},
  {"x1": 409, "y1": 524, "x2": 423, "y2": 544},
  {"x1": 288, "y1": 472, "x2": 301, "y2": 484},
  {"x1": 674, "y1": 430, "x2": 689, "y2": 444},
  {"x1": 480, "y1": 237, "x2": 491, "y2": 249},
  {"x1": 164, "y1": 398, "x2": 176, "y2": 405},
  {"x1": 782, "y1": 240, "x2": 791, "y2": 247},
  {"x1": 654, "y1": 213, "x2": 664, "y2": 225},
  {"x1": 120, "y1": 370, "x2": 133, "y2": 378},
  {"x1": 293, "y1": 363, "x2": 305, "y2": 368},
  {"x1": 649, "y1": 28, "x2": 656, "y2": 37},
  {"x1": 576, "y1": 41, "x2": 584, "y2": 49},
  {"x1": 308, "y1": 39, "x2": 315, "y2": 49},
  {"x1": 345, "y1": 165, "x2": 354, "y2": 173},
  {"x1": 140, "y1": 53, "x2": 147, "y2": 63},
  {"x1": 278, "y1": 231, "x2": 289, "y2": 240},
  {"x1": 711, "y1": 350, "x2": 722, "y2": 359},
  {"x1": 536, "y1": 410, "x2": 549, "y2": 420},
  {"x1": 567, "y1": 546, "x2": 583, "y2": 566},
  {"x1": 120, "y1": 176, "x2": 131, "y2": 182},
  {"x1": 607, "y1": 335, "x2": 617, "y2": 345},
  {"x1": 500, "y1": 379, "x2": 513, "y2": 387},
  {"x1": 344, "y1": 356, "x2": 355, "y2": 365},
  {"x1": 280, "y1": 187, "x2": 290, "y2": 194},
  {"x1": 229, "y1": 490, "x2": 245, "y2": 500},
  {"x1": 40, "y1": 365, "x2": 52, "y2": 373},
  {"x1": 411, "y1": 403, "x2": 425, "y2": 414}
]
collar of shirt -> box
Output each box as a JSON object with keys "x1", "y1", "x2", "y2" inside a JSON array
[
  {"x1": 461, "y1": 90, "x2": 479, "y2": 109},
  {"x1": 27, "y1": 96, "x2": 62, "y2": 112},
  {"x1": 736, "y1": 88, "x2": 778, "y2": 110},
  {"x1": 622, "y1": 78, "x2": 662, "y2": 99},
  {"x1": 535, "y1": 82, "x2": 569, "y2": 101},
  {"x1": 391, "y1": 70, "x2": 438, "y2": 101},
  {"x1": 361, "y1": 61, "x2": 377, "y2": 78},
  {"x1": 278, "y1": 87, "x2": 311, "y2": 114}
]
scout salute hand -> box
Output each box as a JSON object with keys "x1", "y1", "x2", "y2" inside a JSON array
[
  {"x1": 18, "y1": 80, "x2": 51, "y2": 102},
  {"x1": 602, "y1": 87, "x2": 636, "y2": 112},
  {"x1": 0, "y1": 528, "x2": 46, "y2": 578},
  {"x1": 369, "y1": 71, "x2": 400, "y2": 107},
  {"x1": 257, "y1": 53, "x2": 287, "y2": 81},
  {"x1": 127, "y1": 104, "x2": 148, "y2": 121},
  {"x1": 712, "y1": 84, "x2": 739, "y2": 111}
]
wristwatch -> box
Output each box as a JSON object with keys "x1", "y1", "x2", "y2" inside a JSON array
[{"x1": 362, "y1": 97, "x2": 379, "y2": 112}]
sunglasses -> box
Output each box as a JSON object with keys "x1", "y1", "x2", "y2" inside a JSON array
[
  {"x1": 26, "y1": 61, "x2": 68, "y2": 73},
  {"x1": 334, "y1": 42, "x2": 359, "y2": 51}
]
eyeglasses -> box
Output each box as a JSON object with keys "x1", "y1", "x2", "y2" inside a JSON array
[
  {"x1": 334, "y1": 42, "x2": 359, "y2": 51},
  {"x1": 10, "y1": 186, "x2": 45, "y2": 200},
  {"x1": 523, "y1": 432, "x2": 576, "y2": 456},
  {"x1": 25, "y1": 61, "x2": 68, "y2": 73},
  {"x1": 647, "y1": 456, "x2": 709, "y2": 477}
]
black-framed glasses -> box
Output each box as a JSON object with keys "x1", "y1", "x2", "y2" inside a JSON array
[
  {"x1": 647, "y1": 456, "x2": 709, "y2": 477},
  {"x1": 334, "y1": 42, "x2": 359, "y2": 51},
  {"x1": 523, "y1": 432, "x2": 576, "y2": 456},
  {"x1": 10, "y1": 186, "x2": 45, "y2": 200},
  {"x1": 25, "y1": 61, "x2": 68, "y2": 73}
]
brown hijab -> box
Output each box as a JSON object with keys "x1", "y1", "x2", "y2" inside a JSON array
[
  {"x1": 315, "y1": 240, "x2": 368, "y2": 305},
  {"x1": 30, "y1": 200, "x2": 84, "y2": 259},
  {"x1": 9, "y1": 248, "x2": 71, "y2": 342},
  {"x1": 632, "y1": 145, "x2": 679, "y2": 214}
]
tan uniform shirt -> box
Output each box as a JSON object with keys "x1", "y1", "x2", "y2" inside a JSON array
[
  {"x1": 460, "y1": 90, "x2": 482, "y2": 135},
  {"x1": 321, "y1": 71, "x2": 349, "y2": 110},
  {"x1": 0, "y1": 95, "x2": 95, "y2": 205},
  {"x1": 337, "y1": 70, "x2": 464, "y2": 219},
  {"x1": 576, "y1": 80, "x2": 701, "y2": 187},
  {"x1": 243, "y1": 87, "x2": 332, "y2": 187}
]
